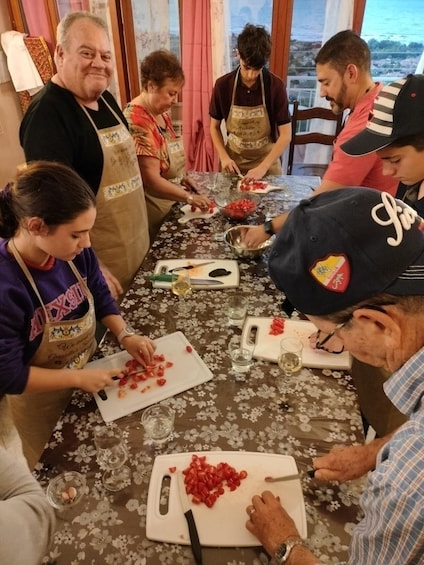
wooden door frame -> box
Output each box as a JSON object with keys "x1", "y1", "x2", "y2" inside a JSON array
[{"x1": 269, "y1": 0, "x2": 366, "y2": 82}]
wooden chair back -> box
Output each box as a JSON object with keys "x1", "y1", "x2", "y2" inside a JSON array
[{"x1": 287, "y1": 100, "x2": 343, "y2": 175}]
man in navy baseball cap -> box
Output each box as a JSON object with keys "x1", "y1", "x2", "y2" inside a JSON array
[
  {"x1": 342, "y1": 74, "x2": 424, "y2": 155},
  {"x1": 342, "y1": 74, "x2": 424, "y2": 218},
  {"x1": 246, "y1": 187, "x2": 424, "y2": 565}
]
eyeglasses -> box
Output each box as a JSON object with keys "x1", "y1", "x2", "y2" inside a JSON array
[{"x1": 309, "y1": 320, "x2": 349, "y2": 354}]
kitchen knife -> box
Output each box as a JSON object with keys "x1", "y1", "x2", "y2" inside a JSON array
[
  {"x1": 149, "y1": 274, "x2": 224, "y2": 285},
  {"x1": 177, "y1": 472, "x2": 203, "y2": 565},
  {"x1": 264, "y1": 473, "x2": 301, "y2": 483},
  {"x1": 169, "y1": 261, "x2": 215, "y2": 272}
]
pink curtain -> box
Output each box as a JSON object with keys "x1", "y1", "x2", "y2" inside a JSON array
[
  {"x1": 20, "y1": 0, "x2": 55, "y2": 52},
  {"x1": 181, "y1": 0, "x2": 219, "y2": 172}
]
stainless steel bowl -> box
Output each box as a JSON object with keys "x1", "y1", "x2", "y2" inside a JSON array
[{"x1": 224, "y1": 225, "x2": 273, "y2": 259}]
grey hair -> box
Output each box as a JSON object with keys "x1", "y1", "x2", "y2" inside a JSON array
[{"x1": 56, "y1": 11, "x2": 109, "y2": 49}]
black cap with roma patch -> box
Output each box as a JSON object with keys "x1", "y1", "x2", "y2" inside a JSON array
[{"x1": 268, "y1": 188, "x2": 424, "y2": 316}]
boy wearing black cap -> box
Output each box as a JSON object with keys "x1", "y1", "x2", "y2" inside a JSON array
[
  {"x1": 245, "y1": 188, "x2": 424, "y2": 565},
  {"x1": 342, "y1": 73, "x2": 424, "y2": 215}
]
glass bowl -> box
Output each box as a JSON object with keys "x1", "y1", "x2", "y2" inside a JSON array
[
  {"x1": 46, "y1": 471, "x2": 87, "y2": 509},
  {"x1": 217, "y1": 191, "x2": 260, "y2": 220},
  {"x1": 224, "y1": 225, "x2": 274, "y2": 259}
]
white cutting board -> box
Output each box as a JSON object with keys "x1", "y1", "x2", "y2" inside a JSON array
[
  {"x1": 178, "y1": 203, "x2": 219, "y2": 224},
  {"x1": 146, "y1": 451, "x2": 307, "y2": 546},
  {"x1": 151, "y1": 259, "x2": 239, "y2": 289},
  {"x1": 90, "y1": 332, "x2": 213, "y2": 422},
  {"x1": 236, "y1": 179, "x2": 288, "y2": 194},
  {"x1": 241, "y1": 317, "x2": 351, "y2": 370}
]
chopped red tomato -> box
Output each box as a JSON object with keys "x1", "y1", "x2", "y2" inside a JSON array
[{"x1": 182, "y1": 454, "x2": 248, "y2": 508}]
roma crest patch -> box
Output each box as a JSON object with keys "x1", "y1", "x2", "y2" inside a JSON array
[{"x1": 310, "y1": 254, "x2": 350, "y2": 293}]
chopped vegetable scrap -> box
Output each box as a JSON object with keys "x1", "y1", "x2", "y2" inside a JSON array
[
  {"x1": 181, "y1": 454, "x2": 248, "y2": 508},
  {"x1": 222, "y1": 198, "x2": 256, "y2": 219},
  {"x1": 239, "y1": 179, "x2": 268, "y2": 192},
  {"x1": 269, "y1": 317, "x2": 285, "y2": 335}
]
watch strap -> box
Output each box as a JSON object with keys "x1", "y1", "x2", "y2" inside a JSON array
[
  {"x1": 263, "y1": 219, "x2": 275, "y2": 235},
  {"x1": 117, "y1": 325, "x2": 136, "y2": 345},
  {"x1": 273, "y1": 539, "x2": 304, "y2": 563}
]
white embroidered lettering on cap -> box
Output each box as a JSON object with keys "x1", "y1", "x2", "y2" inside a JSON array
[{"x1": 371, "y1": 192, "x2": 418, "y2": 247}]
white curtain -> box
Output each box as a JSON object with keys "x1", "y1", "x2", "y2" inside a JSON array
[
  {"x1": 210, "y1": 0, "x2": 231, "y2": 83},
  {"x1": 305, "y1": 0, "x2": 354, "y2": 165},
  {"x1": 131, "y1": 0, "x2": 171, "y2": 63}
]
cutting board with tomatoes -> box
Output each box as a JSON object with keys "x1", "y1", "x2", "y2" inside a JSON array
[
  {"x1": 178, "y1": 203, "x2": 219, "y2": 224},
  {"x1": 237, "y1": 178, "x2": 287, "y2": 193},
  {"x1": 146, "y1": 451, "x2": 307, "y2": 546},
  {"x1": 90, "y1": 332, "x2": 213, "y2": 422},
  {"x1": 241, "y1": 317, "x2": 351, "y2": 370}
]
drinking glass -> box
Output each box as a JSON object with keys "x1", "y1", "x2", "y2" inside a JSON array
[
  {"x1": 276, "y1": 337, "x2": 303, "y2": 410},
  {"x1": 94, "y1": 425, "x2": 131, "y2": 491},
  {"x1": 171, "y1": 270, "x2": 192, "y2": 314},
  {"x1": 212, "y1": 179, "x2": 232, "y2": 241},
  {"x1": 141, "y1": 404, "x2": 175, "y2": 444}
]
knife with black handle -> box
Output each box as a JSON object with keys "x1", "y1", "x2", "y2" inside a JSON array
[{"x1": 177, "y1": 472, "x2": 203, "y2": 565}]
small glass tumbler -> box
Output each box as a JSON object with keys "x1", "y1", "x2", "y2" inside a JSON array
[
  {"x1": 227, "y1": 295, "x2": 248, "y2": 327},
  {"x1": 228, "y1": 337, "x2": 254, "y2": 379},
  {"x1": 141, "y1": 404, "x2": 175, "y2": 444}
]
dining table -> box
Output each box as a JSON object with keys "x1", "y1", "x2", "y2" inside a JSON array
[{"x1": 36, "y1": 174, "x2": 366, "y2": 565}]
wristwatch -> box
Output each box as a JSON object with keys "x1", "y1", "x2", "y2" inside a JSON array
[
  {"x1": 263, "y1": 219, "x2": 275, "y2": 236},
  {"x1": 272, "y1": 539, "x2": 304, "y2": 563},
  {"x1": 117, "y1": 325, "x2": 136, "y2": 345}
]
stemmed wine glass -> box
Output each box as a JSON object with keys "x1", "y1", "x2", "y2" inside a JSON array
[
  {"x1": 94, "y1": 425, "x2": 131, "y2": 491},
  {"x1": 212, "y1": 179, "x2": 232, "y2": 241},
  {"x1": 171, "y1": 270, "x2": 192, "y2": 314},
  {"x1": 276, "y1": 337, "x2": 303, "y2": 410}
]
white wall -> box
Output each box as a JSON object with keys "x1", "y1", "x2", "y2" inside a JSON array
[{"x1": 0, "y1": 4, "x2": 25, "y2": 187}]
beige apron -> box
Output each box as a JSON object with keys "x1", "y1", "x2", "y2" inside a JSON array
[
  {"x1": 226, "y1": 69, "x2": 282, "y2": 175},
  {"x1": 81, "y1": 97, "x2": 149, "y2": 293},
  {"x1": 145, "y1": 128, "x2": 187, "y2": 241},
  {"x1": 8, "y1": 244, "x2": 97, "y2": 469}
]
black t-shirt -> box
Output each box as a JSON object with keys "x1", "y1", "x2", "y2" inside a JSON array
[{"x1": 20, "y1": 81, "x2": 128, "y2": 194}]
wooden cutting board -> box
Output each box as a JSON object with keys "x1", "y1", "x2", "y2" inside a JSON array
[
  {"x1": 146, "y1": 451, "x2": 307, "y2": 546},
  {"x1": 89, "y1": 332, "x2": 213, "y2": 422},
  {"x1": 241, "y1": 317, "x2": 351, "y2": 370},
  {"x1": 151, "y1": 259, "x2": 239, "y2": 289}
]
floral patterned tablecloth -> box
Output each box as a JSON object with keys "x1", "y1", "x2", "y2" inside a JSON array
[{"x1": 37, "y1": 175, "x2": 365, "y2": 565}]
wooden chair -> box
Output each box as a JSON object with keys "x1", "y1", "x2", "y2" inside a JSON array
[{"x1": 287, "y1": 100, "x2": 343, "y2": 176}]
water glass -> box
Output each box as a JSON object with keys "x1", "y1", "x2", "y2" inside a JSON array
[
  {"x1": 228, "y1": 338, "x2": 254, "y2": 377},
  {"x1": 141, "y1": 404, "x2": 175, "y2": 444},
  {"x1": 226, "y1": 295, "x2": 248, "y2": 327}
]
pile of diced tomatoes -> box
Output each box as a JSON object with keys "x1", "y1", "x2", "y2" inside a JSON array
[
  {"x1": 115, "y1": 346, "x2": 193, "y2": 397},
  {"x1": 269, "y1": 317, "x2": 285, "y2": 335},
  {"x1": 176, "y1": 454, "x2": 248, "y2": 508},
  {"x1": 239, "y1": 179, "x2": 268, "y2": 192},
  {"x1": 222, "y1": 198, "x2": 256, "y2": 219}
]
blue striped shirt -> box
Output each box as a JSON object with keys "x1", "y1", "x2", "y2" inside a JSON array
[{"x1": 337, "y1": 347, "x2": 424, "y2": 564}]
